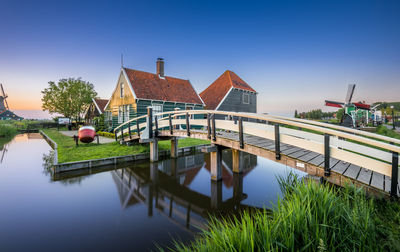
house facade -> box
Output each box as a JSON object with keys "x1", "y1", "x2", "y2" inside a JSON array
[
  {"x1": 104, "y1": 58, "x2": 204, "y2": 131},
  {"x1": 200, "y1": 70, "x2": 257, "y2": 119}
]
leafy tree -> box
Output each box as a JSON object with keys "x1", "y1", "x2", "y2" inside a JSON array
[{"x1": 41, "y1": 78, "x2": 97, "y2": 121}]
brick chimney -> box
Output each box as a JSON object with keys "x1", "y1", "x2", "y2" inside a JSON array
[{"x1": 156, "y1": 58, "x2": 164, "y2": 77}]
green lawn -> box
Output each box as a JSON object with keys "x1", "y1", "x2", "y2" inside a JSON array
[{"x1": 42, "y1": 129, "x2": 210, "y2": 163}]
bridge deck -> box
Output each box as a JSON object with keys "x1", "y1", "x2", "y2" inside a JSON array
[{"x1": 159, "y1": 129, "x2": 399, "y2": 197}]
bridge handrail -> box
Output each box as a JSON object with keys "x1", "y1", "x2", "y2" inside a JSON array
[{"x1": 114, "y1": 110, "x2": 400, "y2": 153}]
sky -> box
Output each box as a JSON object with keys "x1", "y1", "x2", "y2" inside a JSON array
[{"x1": 1, "y1": 0, "x2": 399, "y2": 118}]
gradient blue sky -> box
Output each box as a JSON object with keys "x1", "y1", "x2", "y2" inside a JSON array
[{"x1": 1, "y1": 0, "x2": 399, "y2": 118}]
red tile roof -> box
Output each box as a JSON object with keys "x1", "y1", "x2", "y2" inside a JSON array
[
  {"x1": 123, "y1": 68, "x2": 203, "y2": 105},
  {"x1": 199, "y1": 70, "x2": 256, "y2": 110},
  {"x1": 94, "y1": 98, "x2": 109, "y2": 113}
]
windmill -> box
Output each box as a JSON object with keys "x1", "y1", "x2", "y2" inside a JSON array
[
  {"x1": 0, "y1": 83, "x2": 23, "y2": 120},
  {"x1": 325, "y1": 84, "x2": 370, "y2": 128}
]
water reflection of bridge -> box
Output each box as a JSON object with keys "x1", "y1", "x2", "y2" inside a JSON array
[{"x1": 112, "y1": 152, "x2": 260, "y2": 232}]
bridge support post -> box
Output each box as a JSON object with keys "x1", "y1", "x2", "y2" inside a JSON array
[
  {"x1": 186, "y1": 112, "x2": 190, "y2": 136},
  {"x1": 207, "y1": 113, "x2": 211, "y2": 139},
  {"x1": 155, "y1": 115, "x2": 159, "y2": 137},
  {"x1": 128, "y1": 122, "x2": 131, "y2": 139},
  {"x1": 136, "y1": 119, "x2": 140, "y2": 137},
  {"x1": 390, "y1": 150, "x2": 399, "y2": 197},
  {"x1": 212, "y1": 114, "x2": 216, "y2": 141},
  {"x1": 324, "y1": 134, "x2": 331, "y2": 177},
  {"x1": 169, "y1": 114, "x2": 173, "y2": 135},
  {"x1": 239, "y1": 117, "x2": 244, "y2": 149},
  {"x1": 150, "y1": 139, "x2": 159, "y2": 162},
  {"x1": 211, "y1": 180, "x2": 222, "y2": 209},
  {"x1": 232, "y1": 149, "x2": 243, "y2": 173},
  {"x1": 147, "y1": 107, "x2": 153, "y2": 139},
  {"x1": 210, "y1": 145, "x2": 222, "y2": 181},
  {"x1": 275, "y1": 124, "x2": 281, "y2": 160},
  {"x1": 171, "y1": 137, "x2": 179, "y2": 158}
]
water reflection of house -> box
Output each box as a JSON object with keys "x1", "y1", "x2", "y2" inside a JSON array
[{"x1": 111, "y1": 151, "x2": 259, "y2": 232}]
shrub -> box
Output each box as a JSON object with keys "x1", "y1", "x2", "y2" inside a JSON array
[
  {"x1": 96, "y1": 131, "x2": 115, "y2": 139},
  {"x1": 0, "y1": 124, "x2": 17, "y2": 137}
]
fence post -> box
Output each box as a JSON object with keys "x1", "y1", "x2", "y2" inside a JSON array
[
  {"x1": 155, "y1": 116, "x2": 159, "y2": 137},
  {"x1": 128, "y1": 122, "x2": 132, "y2": 139},
  {"x1": 274, "y1": 124, "x2": 281, "y2": 160},
  {"x1": 186, "y1": 112, "x2": 190, "y2": 136},
  {"x1": 169, "y1": 114, "x2": 173, "y2": 135},
  {"x1": 136, "y1": 119, "x2": 140, "y2": 137},
  {"x1": 212, "y1": 114, "x2": 216, "y2": 141},
  {"x1": 207, "y1": 113, "x2": 211, "y2": 139},
  {"x1": 239, "y1": 117, "x2": 244, "y2": 149},
  {"x1": 390, "y1": 141, "x2": 399, "y2": 197},
  {"x1": 115, "y1": 129, "x2": 118, "y2": 142},
  {"x1": 324, "y1": 134, "x2": 331, "y2": 177},
  {"x1": 121, "y1": 127, "x2": 124, "y2": 142},
  {"x1": 147, "y1": 107, "x2": 153, "y2": 139}
]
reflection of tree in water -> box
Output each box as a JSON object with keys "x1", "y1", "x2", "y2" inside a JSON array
[{"x1": 42, "y1": 150, "x2": 88, "y2": 185}]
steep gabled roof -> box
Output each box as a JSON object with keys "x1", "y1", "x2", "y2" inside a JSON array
[
  {"x1": 199, "y1": 70, "x2": 256, "y2": 110},
  {"x1": 123, "y1": 68, "x2": 203, "y2": 105},
  {"x1": 93, "y1": 98, "x2": 109, "y2": 114}
]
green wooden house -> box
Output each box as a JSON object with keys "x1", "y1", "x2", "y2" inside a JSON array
[{"x1": 104, "y1": 58, "x2": 204, "y2": 131}]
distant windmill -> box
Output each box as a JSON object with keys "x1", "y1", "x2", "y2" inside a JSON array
[
  {"x1": 0, "y1": 83, "x2": 23, "y2": 120},
  {"x1": 325, "y1": 84, "x2": 371, "y2": 127}
]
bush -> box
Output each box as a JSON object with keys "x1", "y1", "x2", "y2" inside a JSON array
[
  {"x1": 0, "y1": 124, "x2": 17, "y2": 137},
  {"x1": 172, "y1": 174, "x2": 393, "y2": 251},
  {"x1": 96, "y1": 131, "x2": 115, "y2": 139}
]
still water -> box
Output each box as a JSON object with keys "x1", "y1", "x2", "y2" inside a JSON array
[{"x1": 0, "y1": 134, "x2": 305, "y2": 251}]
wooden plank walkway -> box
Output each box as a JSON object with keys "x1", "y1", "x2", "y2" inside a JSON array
[{"x1": 160, "y1": 129, "x2": 399, "y2": 196}]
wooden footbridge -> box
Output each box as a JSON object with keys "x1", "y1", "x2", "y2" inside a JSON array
[{"x1": 114, "y1": 109, "x2": 400, "y2": 197}]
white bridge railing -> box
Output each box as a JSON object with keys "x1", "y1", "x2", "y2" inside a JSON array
[{"x1": 114, "y1": 109, "x2": 400, "y2": 196}]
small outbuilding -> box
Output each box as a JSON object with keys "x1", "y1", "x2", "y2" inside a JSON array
[
  {"x1": 84, "y1": 98, "x2": 109, "y2": 123},
  {"x1": 200, "y1": 70, "x2": 257, "y2": 119}
]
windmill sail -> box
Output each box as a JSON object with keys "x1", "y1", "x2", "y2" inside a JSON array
[
  {"x1": 0, "y1": 83, "x2": 22, "y2": 120},
  {"x1": 345, "y1": 84, "x2": 356, "y2": 104}
]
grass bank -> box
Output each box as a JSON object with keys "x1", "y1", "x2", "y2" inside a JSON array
[
  {"x1": 171, "y1": 174, "x2": 400, "y2": 251},
  {"x1": 42, "y1": 129, "x2": 210, "y2": 163},
  {"x1": 376, "y1": 125, "x2": 400, "y2": 140}
]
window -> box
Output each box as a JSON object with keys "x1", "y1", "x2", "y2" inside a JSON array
[
  {"x1": 186, "y1": 105, "x2": 194, "y2": 119},
  {"x1": 120, "y1": 82, "x2": 124, "y2": 97},
  {"x1": 151, "y1": 104, "x2": 163, "y2": 120},
  {"x1": 243, "y1": 93, "x2": 250, "y2": 104},
  {"x1": 124, "y1": 105, "x2": 130, "y2": 122},
  {"x1": 118, "y1": 106, "x2": 124, "y2": 123}
]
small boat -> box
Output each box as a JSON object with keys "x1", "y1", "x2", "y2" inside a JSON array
[{"x1": 78, "y1": 126, "x2": 96, "y2": 143}]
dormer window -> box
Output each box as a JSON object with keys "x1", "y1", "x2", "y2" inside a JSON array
[{"x1": 120, "y1": 82, "x2": 124, "y2": 98}]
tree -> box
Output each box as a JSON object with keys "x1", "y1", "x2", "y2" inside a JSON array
[
  {"x1": 294, "y1": 110, "x2": 298, "y2": 118},
  {"x1": 41, "y1": 78, "x2": 97, "y2": 121}
]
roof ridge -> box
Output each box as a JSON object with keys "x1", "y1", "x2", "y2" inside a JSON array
[{"x1": 226, "y1": 70, "x2": 233, "y2": 87}]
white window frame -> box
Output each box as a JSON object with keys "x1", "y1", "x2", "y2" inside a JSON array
[
  {"x1": 118, "y1": 106, "x2": 124, "y2": 123},
  {"x1": 120, "y1": 82, "x2": 124, "y2": 98},
  {"x1": 185, "y1": 105, "x2": 194, "y2": 119},
  {"x1": 124, "y1": 105, "x2": 130, "y2": 122},
  {"x1": 243, "y1": 93, "x2": 250, "y2": 104},
  {"x1": 151, "y1": 104, "x2": 163, "y2": 120}
]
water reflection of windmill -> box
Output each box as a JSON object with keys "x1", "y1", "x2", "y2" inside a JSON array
[
  {"x1": 0, "y1": 144, "x2": 8, "y2": 163},
  {"x1": 0, "y1": 83, "x2": 23, "y2": 120}
]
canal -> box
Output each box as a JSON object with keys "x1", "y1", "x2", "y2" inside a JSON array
[{"x1": 0, "y1": 133, "x2": 306, "y2": 251}]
